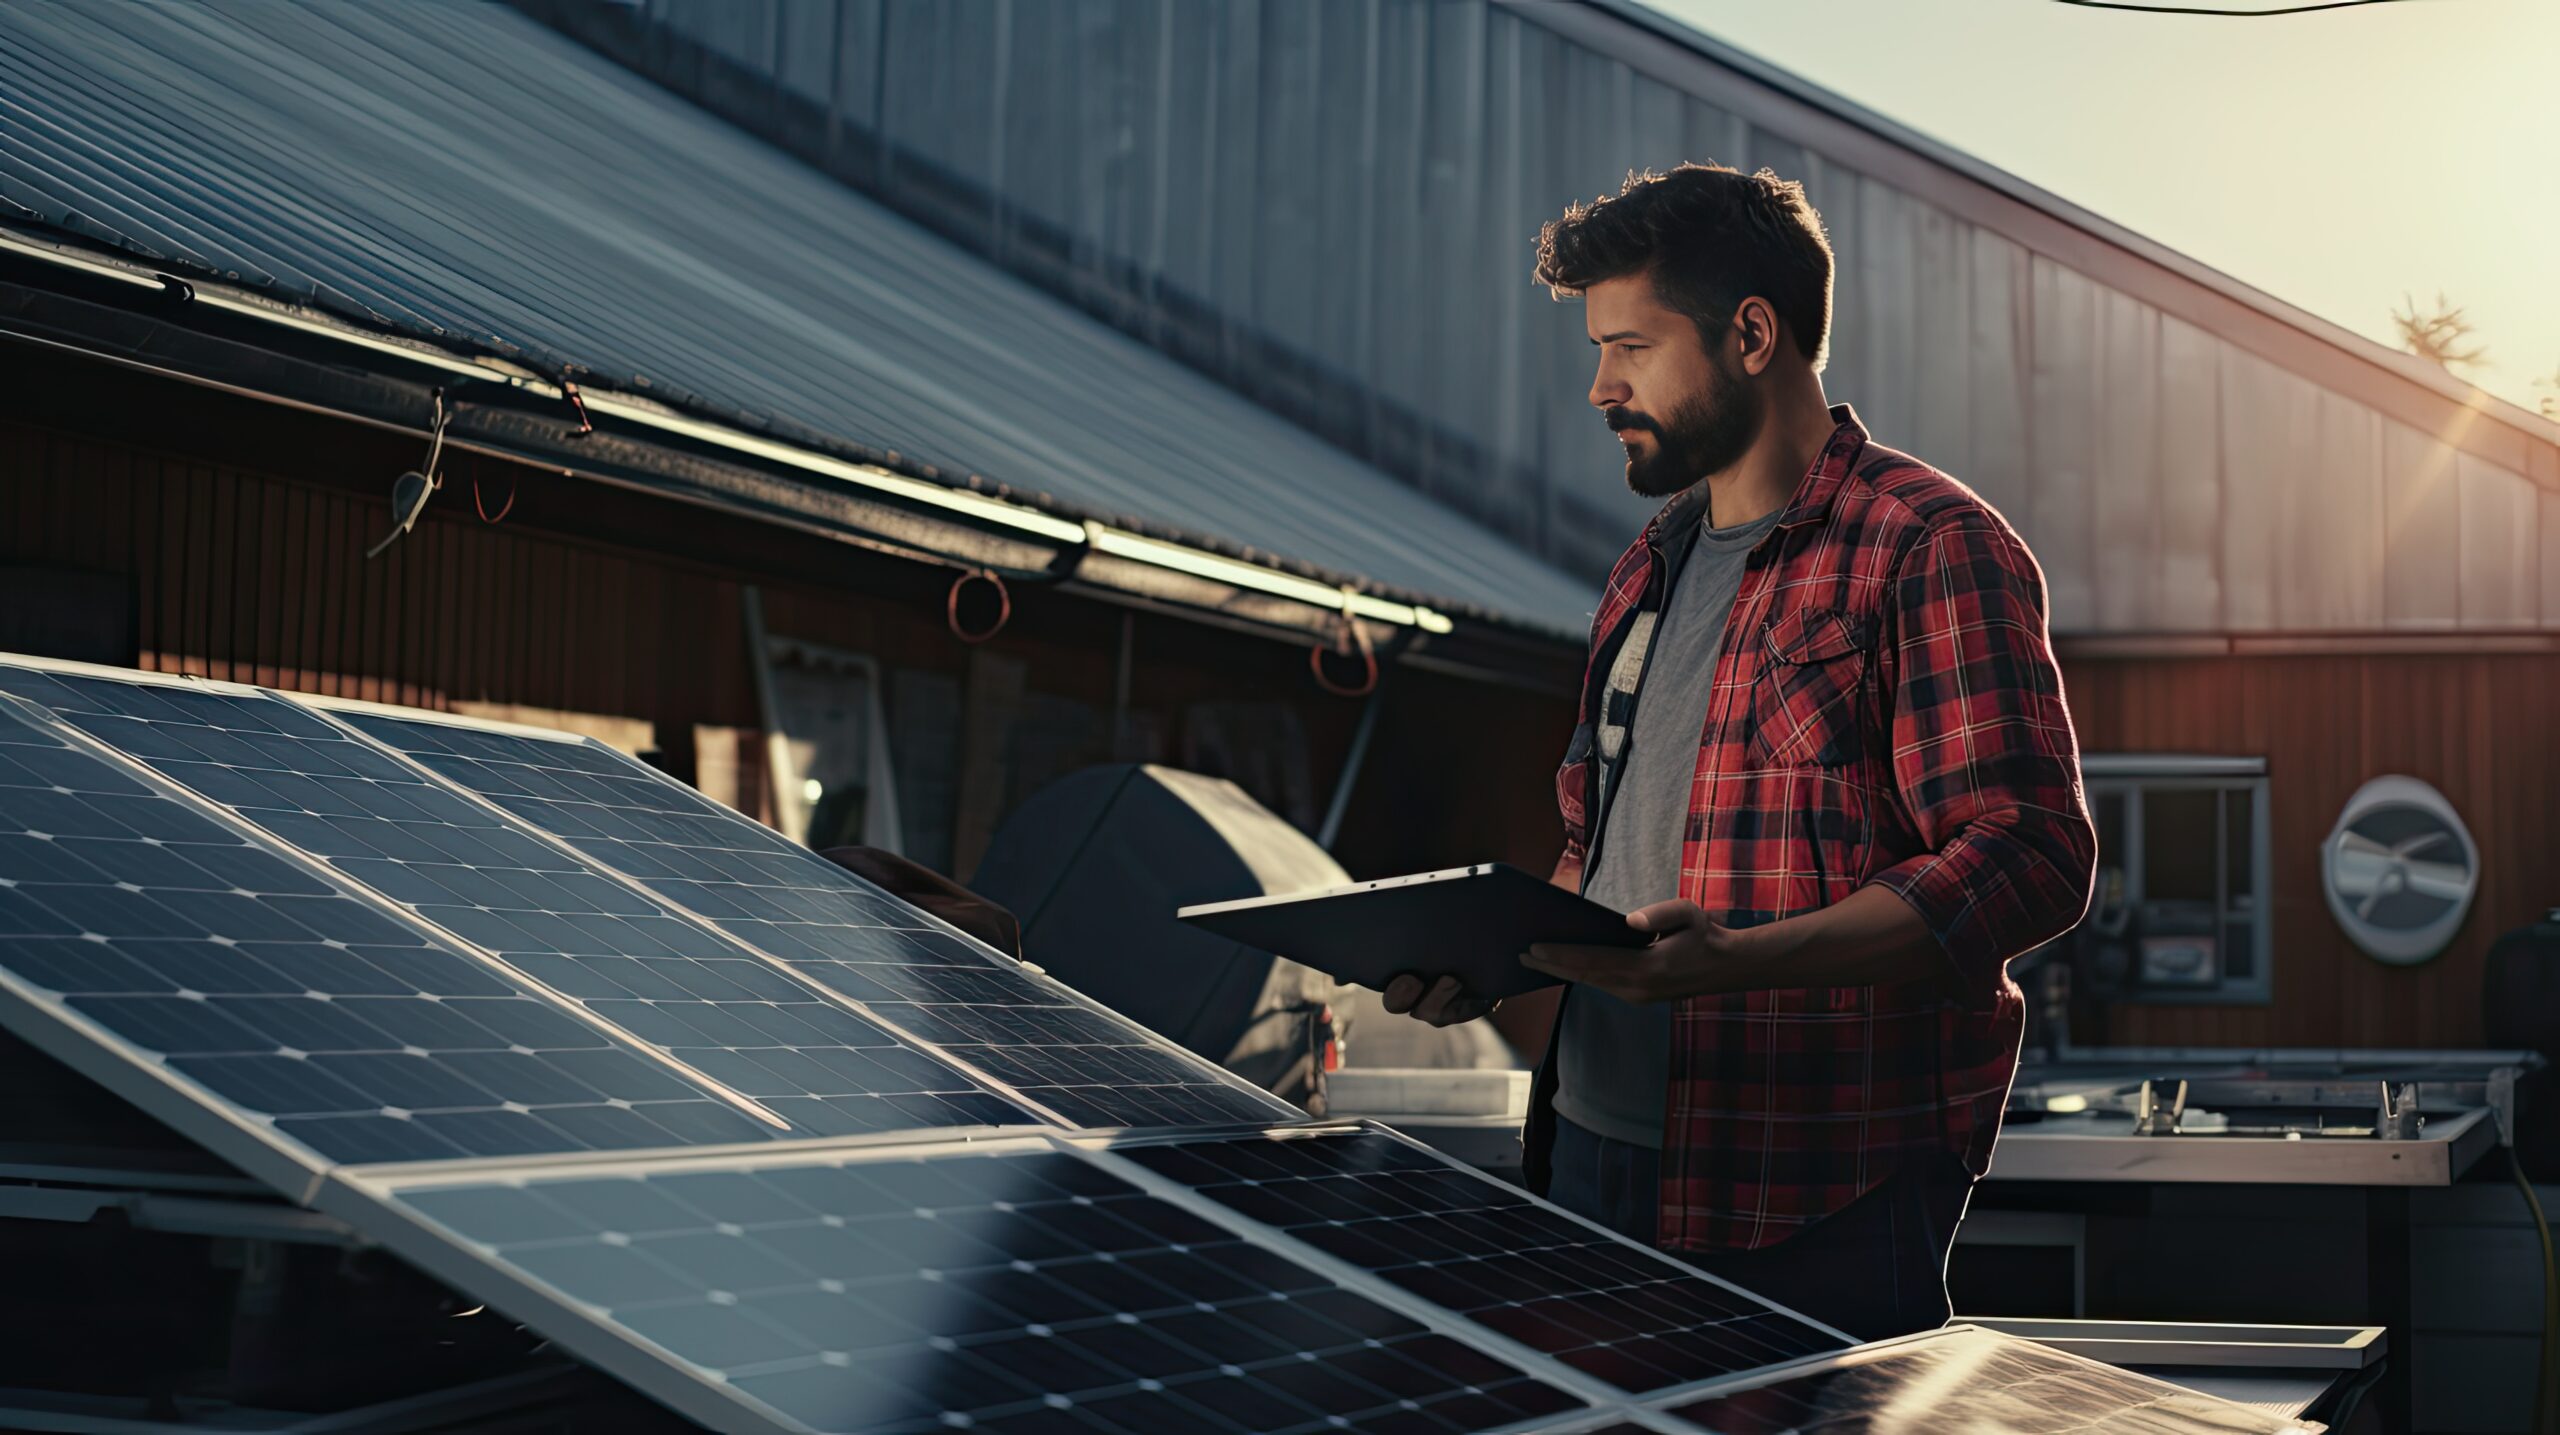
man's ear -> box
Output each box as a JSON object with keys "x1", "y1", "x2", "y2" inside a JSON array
[{"x1": 1735, "y1": 296, "x2": 1782, "y2": 375}]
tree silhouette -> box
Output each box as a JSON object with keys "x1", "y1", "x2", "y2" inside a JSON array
[{"x1": 2391, "y1": 292, "x2": 2489, "y2": 375}]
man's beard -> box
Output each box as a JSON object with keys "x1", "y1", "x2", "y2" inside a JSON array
[{"x1": 1608, "y1": 359, "x2": 1761, "y2": 498}]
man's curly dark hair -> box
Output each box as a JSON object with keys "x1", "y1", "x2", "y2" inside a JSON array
[{"x1": 1534, "y1": 163, "x2": 1835, "y2": 367}]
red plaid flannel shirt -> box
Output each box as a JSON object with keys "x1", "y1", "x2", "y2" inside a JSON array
[{"x1": 1550, "y1": 406, "x2": 2095, "y2": 1252}]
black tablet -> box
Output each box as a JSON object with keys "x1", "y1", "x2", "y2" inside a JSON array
[{"x1": 1175, "y1": 863, "x2": 1647, "y2": 1001}]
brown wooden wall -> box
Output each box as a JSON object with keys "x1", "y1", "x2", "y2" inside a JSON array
[
  {"x1": 2060, "y1": 653, "x2": 2560, "y2": 1049},
  {"x1": 0, "y1": 361, "x2": 1576, "y2": 911}
]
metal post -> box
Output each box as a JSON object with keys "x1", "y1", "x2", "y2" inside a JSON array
[
  {"x1": 739, "y1": 585, "x2": 805, "y2": 839},
  {"x1": 1317, "y1": 682, "x2": 1387, "y2": 852},
  {"x1": 1111, "y1": 610, "x2": 1135, "y2": 759}
]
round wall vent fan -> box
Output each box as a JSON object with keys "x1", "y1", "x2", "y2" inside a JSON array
[{"x1": 2320, "y1": 775, "x2": 2478, "y2": 965}]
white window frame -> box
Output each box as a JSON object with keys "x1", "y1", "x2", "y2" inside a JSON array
[
  {"x1": 2079, "y1": 754, "x2": 2272, "y2": 1005},
  {"x1": 753, "y1": 635, "x2": 905, "y2": 856}
]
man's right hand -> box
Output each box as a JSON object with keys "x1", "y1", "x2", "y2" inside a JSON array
[{"x1": 1380, "y1": 973, "x2": 1499, "y2": 1027}]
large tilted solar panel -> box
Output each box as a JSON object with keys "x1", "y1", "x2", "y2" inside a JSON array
[
  {"x1": 340, "y1": 1139, "x2": 1591, "y2": 1435},
  {"x1": 342, "y1": 708, "x2": 1302, "y2": 1131},
  {"x1": 1123, "y1": 1132, "x2": 1848, "y2": 1395},
  {"x1": 0, "y1": 664, "x2": 1040, "y2": 1143},
  {"x1": 1656, "y1": 1324, "x2": 2310, "y2": 1434},
  {"x1": 0, "y1": 693, "x2": 792, "y2": 1181}
]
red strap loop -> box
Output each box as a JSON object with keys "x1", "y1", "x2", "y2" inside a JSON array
[
  {"x1": 947, "y1": 568, "x2": 1012, "y2": 644},
  {"x1": 474, "y1": 473, "x2": 516, "y2": 524},
  {"x1": 1310, "y1": 597, "x2": 1378, "y2": 698}
]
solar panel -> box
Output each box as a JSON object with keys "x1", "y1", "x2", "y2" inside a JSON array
[
  {"x1": 342, "y1": 709, "x2": 1304, "y2": 1131},
  {"x1": 1122, "y1": 1131, "x2": 1848, "y2": 1395},
  {"x1": 1655, "y1": 1325, "x2": 2309, "y2": 1434},
  {"x1": 0, "y1": 692, "x2": 784, "y2": 1176},
  {"x1": 0, "y1": 664, "x2": 1037, "y2": 1143},
  {"x1": 347, "y1": 1140, "x2": 1591, "y2": 1435}
]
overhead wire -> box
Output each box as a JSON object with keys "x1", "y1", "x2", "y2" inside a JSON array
[
  {"x1": 2046, "y1": 0, "x2": 2432, "y2": 14},
  {"x1": 2521, "y1": 1156, "x2": 2560, "y2": 1435}
]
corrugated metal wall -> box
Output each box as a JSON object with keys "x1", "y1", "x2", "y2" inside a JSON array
[{"x1": 541, "y1": 0, "x2": 2560, "y2": 633}]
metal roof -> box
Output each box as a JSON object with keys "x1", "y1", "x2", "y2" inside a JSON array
[{"x1": 0, "y1": 0, "x2": 1597, "y2": 640}]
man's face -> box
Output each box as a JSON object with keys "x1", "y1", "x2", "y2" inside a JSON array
[{"x1": 1583, "y1": 273, "x2": 1761, "y2": 498}]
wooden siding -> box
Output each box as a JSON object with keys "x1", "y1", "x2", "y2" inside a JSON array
[
  {"x1": 0, "y1": 371, "x2": 1576, "y2": 907},
  {"x1": 2062, "y1": 653, "x2": 2560, "y2": 1049}
]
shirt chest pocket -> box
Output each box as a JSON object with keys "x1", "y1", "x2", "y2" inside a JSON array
[{"x1": 1746, "y1": 606, "x2": 1874, "y2": 769}]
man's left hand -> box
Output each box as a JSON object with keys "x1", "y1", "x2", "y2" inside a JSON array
[{"x1": 1520, "y1": 899, "x2": 1759, "y2": 1004}]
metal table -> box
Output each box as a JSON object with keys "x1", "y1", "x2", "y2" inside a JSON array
[{"x1": 1991, "y1": 1048, "x2": 2532, "y2": 1187}]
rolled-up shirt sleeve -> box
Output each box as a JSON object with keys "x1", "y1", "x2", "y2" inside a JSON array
[{"x1": 1864, "y1": 520, "x2": 2097, "y2": 1000}]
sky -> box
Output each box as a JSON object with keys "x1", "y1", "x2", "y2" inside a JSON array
[{"x1": 1645, "y1": 0, "x2": 2560, "y2": 420}]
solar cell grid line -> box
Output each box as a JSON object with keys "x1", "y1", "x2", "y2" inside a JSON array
[
  {"x1": 0, "y1": 687, "x2": 790, "y2": 1188},
  {"x1": 1115, "y1": 1127, "x2": 1851, "y2": 1398},
  {"x1": 337, "y1": 1136, "x2": 1596, "y2": 1435},
  {"x1": 1654, "y1": 1324, "x2": 2312, "y2": 1434},
  {"x1": 332, "y1": 704, "x2": 1306, "y2": 1132},
  {"x1": 0, "y1": 660, "x2": 1040, "y2": 1145}
]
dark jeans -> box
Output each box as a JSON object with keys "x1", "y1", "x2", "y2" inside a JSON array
[{"x1": 1545, "y1": 1117, "x2": 1973, "y2": 1342}]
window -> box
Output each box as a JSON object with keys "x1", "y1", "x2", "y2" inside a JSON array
[
  {"x1": 2070, "y1": 755, "x2": 2270, "y2": 1003},
  {"x1": 757, "y1": 637, "x2": 905, "y2": 855}
]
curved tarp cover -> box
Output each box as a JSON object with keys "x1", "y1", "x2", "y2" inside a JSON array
[{"x1": 969, "y1": 765, "x2": 1507, "y2": 1083}]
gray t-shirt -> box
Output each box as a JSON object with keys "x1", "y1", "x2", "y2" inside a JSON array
[{"x1": 1553, "y1": 494, "x2": 1780, "y2": 1149}]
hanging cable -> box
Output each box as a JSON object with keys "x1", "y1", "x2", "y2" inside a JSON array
[
  {"x1": 473, "y1": 463, "x2": 517, "y2": 524},
  {"x1": 2047, "y1": 0, "x2": 2426, "y2": 13},
  {"x1": 558, "y1": 374, "x2": 594, "y2": 437},
  {"x1": 947, "y1": 568, "x2": 1012, "y2": 644},
  {"x1": 1310, "y1": 589, "x2": 1380, "y2": 698},
  {"x1": 366, "y1": 389, "x2": 449, "y2": 559},
  {"x1": 2516, "y1": 1156, "x2": 2560, "y2": 1435}
]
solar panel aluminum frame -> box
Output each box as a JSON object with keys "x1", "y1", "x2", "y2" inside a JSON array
[
  {"x1": 0, "y1": 675, "x2": 781, "y2": 1202},
  {"x1": 322, "y1": 1132, "x2": 1613, "y2": 1435},
  {"x1": 0, "y1": 655, "x2": 1062, "y2": 1146},
  {"x1": 1087, "y1": 1122, "x2": 1859, "y2": 1407},
  {"x1": 1535, "y1": 1416, "x2": 1687, "y2": 1435},
  {"x1": 1641, "y1": 1323, "x2": 2322, "y2": 1433},
  {"x1": 293, "y1": 690, "x2": 1310, "y2": 1134}
]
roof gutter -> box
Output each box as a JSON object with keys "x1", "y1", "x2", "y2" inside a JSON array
[{"x1": 0, "y1": 227, "x2": 1480, "y2": 642}]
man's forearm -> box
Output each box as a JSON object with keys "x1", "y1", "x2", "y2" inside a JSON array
[{"x1": 1705, "y1": 884, "x2": 1948, "y2": 994}]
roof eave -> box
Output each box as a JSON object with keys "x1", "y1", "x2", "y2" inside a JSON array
[{"x1": 0, "y1": 226, "x2": 1591, "y2": 671}]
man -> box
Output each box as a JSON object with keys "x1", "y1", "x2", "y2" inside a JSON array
[{"x1": 1382, "y1": 164, "x2": 2096, "y2": 1341}]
